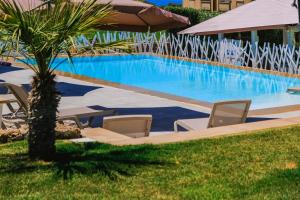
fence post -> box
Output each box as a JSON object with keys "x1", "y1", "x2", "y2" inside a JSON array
[
  {"x1": 218, "y1": 33, "x2": 224, "y2": 42},
  {"x1": 283, "y1": 28, "x2": 295, "y2": 48},
  {"x1": 251, "y1": 31, "x2": 258, "y2": 49}
]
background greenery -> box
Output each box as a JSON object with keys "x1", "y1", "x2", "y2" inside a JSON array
[{"x1": 164, "y1": 6, "x2": 220, "y2": 34}]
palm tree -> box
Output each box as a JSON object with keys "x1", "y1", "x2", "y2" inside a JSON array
[{"x1": 0, "y1": 0, "x2": 128, "y2": 160}]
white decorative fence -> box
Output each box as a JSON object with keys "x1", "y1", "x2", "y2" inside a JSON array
[{"x1": 75, "y1": 32, "x2": 300, "y2": 75}]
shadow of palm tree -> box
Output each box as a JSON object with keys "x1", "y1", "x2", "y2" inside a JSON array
[
  {"x1": 54, "y1": 143, "x2": 171, "y2": 180},
  {"x1": 0, "y1": 153, "x2": 37, "y2": 174},
  {"x1": 22, "y1": 82, "x2": 102, "y2": 97},
  {"x1": 0, "y1": 143, "x2": 172, "y2": 181},
  {"x1": 0, "y1": 65, "x2": 23, "y2": 74}
]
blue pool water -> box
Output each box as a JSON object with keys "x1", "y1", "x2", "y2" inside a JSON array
[{"x1": 49, "y1": 54, "x2": 300, "y2": 109}]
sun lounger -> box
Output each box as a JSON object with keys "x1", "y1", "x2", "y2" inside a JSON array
[
  {"x1": 287, "y1": 87, "x2": 300, "y2": 94},
  {"x1": 0, "y1": 94, "x2": 19, "y2": 113},
  {"x1": 174, "y1": 100, "x2": 251, "y2": 132},
  {"x1": 2, "y1": 82, "x2": 116, "y2": 129},
  {"x1": 0, "y1": 83, "x2": 21, "y2": 113},
  {"x1": 0, "y1": 96, "x2": 22, "y2": 128},
  {"x1": 103, "y1": 115, "x2": 152, "y2": 138}
]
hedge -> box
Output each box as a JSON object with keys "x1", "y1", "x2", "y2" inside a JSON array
[{"x1": 164, "y1": 6, "x2": 220, "y2": 33}]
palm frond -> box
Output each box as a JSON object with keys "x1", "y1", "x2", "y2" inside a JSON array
[{"x1": 0, "y1": 0, "x2": 130, "y2": 74}]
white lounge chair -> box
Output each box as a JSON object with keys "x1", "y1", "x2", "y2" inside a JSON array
[
  {"x1": 0, "y1": 83, "x2": 21, "y2": 113},
  {"x1": 2, "y1": 82, "x2": 116, "y2": 129},
  {"x1": 174, "y1": 100, "x2": 251, "y2": 132},
  {"x1": 103, "y1": 115, "x2": 152, "y2": 138}
]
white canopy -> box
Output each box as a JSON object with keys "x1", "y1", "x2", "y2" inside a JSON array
[{"x1": 180, "y1": 0, "x2": 299, "y2": 35}]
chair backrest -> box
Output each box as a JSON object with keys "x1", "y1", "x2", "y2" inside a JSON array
[
  {"x1": 207, "y1": 100, "x2": 251, "y2": 128},
  {"x1": 4, "y1": 83, "x2": 29, "y2": 112},
  {"x1": 103, "y1": 115, "x2": 152, "y2": 138}
]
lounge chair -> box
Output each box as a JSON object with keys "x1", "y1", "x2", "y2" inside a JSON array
[
  {"x1": 0, "y1": 94, "x2": 19, "y2": 113},
  {"x1": 287, "y1": 87, "x2": 300, "y2": 94},
  {"x1": 0, "y1": 96, "x2": 21, "y2": 129},
  {"x1": 174, "y1": 100, "x2": 251, "y2": 132},
  {"x1": 0, "y1": 83, "x2": 21, "y2": 114},
  {"x1": 1, "y1": 82, "x2": 116, "y2": 129},
  {"x1": 103, "y1": 115, "x2": 152, "y2": 138}
]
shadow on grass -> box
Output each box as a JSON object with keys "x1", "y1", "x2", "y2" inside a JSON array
[{"x1": 0, "y1": 143, "x2": 172, "y2": 181}]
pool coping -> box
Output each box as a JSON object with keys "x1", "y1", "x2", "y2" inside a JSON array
[
  {"x1": 152, "y1": 53, "x2": 300, "y2": 79},
  {"x1": 12, "y1": 52, "x2": 300, "y2": 78},
  {"x1": 8, "y1": 54, "x2": 300, "y2": 116},
  {"x1": 81, "y1": 117, "x2": 300, "y2": 146},
  {"x1": 26, "y1": 52, "x2": 300, "y2": 78},
  {"x1": 52, "y1": 69, "x2": 300, "y2": 116}
]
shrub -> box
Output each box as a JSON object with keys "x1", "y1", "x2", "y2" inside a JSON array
[
  {"x1": 164, "y1": 6, "x2": 220, "y2": 33},
  {"x1": 0, "y1": 128, "x2": 27, "y2": 143},
  {"x1": 0, "y1": 124, "x2": 81, "y2": 144},
  {"x1": 258, "y1": 29, "x2": 283, "y2": 45},
  {"x1": 55, "y1": 123, "x2": 81, "y2": 140}
]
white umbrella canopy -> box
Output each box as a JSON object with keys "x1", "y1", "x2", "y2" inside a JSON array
[
  {"x1": 179, "y1": 0, "x2": 298, "y2": 35},
  {"x1": 5, "y1": 0, "x2": 190, "y2": 32}
]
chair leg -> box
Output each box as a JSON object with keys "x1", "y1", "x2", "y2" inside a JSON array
[
  {"x1": 174, "y1": 121, "x2": 179, "y2": 133},
  {"x1": 2, "y1": 118, "x2": 22, "y2": 129},
  {"x1": 14, "y1": 122, "x2": 21, "y2": 129},
  {"x1": 1, "y1": 122, "x2": 7, "y2": 130},
  {"x1": 6, "y1": 103, "x2": 16, "y2": 113},
  {"x1": 87, "y1": 116, "x2": 95, "y2": 127},
  {"x1": 73, "y1": 117, "x2": 84, "y2": 129}
]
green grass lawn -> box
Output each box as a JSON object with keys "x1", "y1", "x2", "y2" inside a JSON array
[{"x1": 0, "y1": 126, "x2": 300, "y2": 200}]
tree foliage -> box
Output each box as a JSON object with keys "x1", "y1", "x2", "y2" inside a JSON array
[
  {"x1": 0, "y1": 0, "x2": 129, "y2": 160},
  {"x1": 164, "y1": 6, "x2": 220, "y2": 33}
]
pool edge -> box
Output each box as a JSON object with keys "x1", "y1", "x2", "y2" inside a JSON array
[
  {"x1": 54, "y1": 69, "x2": 300, "y2": 116},
  {"x1": 9, "y1": 55, "x2": 300, "y2": 116}
]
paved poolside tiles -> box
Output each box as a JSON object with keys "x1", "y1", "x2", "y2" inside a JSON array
[
  {"x1": 46, "y1": 54, "x2": 300, "y2": 110},
  {"x1": 3, "y1": 57, "x2": 300, "y2": 146}
]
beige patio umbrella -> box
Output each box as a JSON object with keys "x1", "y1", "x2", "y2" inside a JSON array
[
  {"x1": 8, "y1": 0, "x2": 190, "y2": 32},
  {"x1": 74, "y1": 0, "x2": 191, "y2": 32}
]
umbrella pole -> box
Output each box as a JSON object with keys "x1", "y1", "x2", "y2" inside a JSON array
[
  {"x1": 298, "y1": 0, "x2": 300, "y2": 23},
  {"x1": 292, "y1": 0, "x2": 300, "y2": 24}
]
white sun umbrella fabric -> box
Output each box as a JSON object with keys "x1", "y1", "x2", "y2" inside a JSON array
[{"x1": 179, "y1": 0, "x2": 298, "y2": 35}]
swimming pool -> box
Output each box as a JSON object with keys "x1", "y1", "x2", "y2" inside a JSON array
[{"x1": 51, "y1": 54, "x2": 300, "y2": 109}]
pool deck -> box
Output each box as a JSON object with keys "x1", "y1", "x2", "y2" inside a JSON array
[
  {"x1": 82, "y1": 117, "x2": 300, "y2": 146},
  {"x1": 2, "y1": 62, "x2": 300, "y2": 144}
]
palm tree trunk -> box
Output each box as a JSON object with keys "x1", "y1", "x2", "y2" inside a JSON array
[{"x1": 28, "y1": 70, "x2": 60, "y2": 160}]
